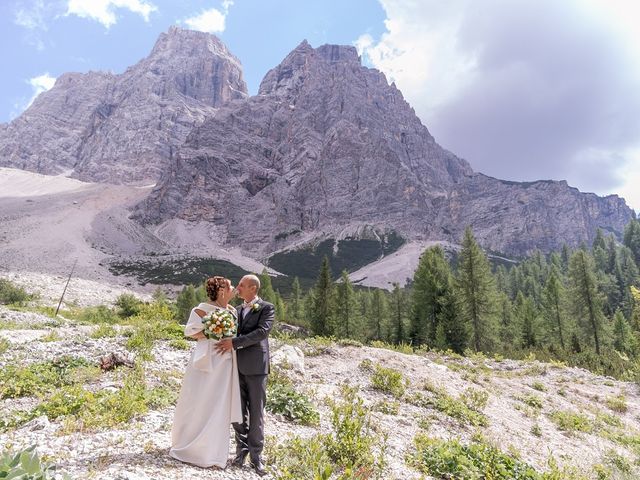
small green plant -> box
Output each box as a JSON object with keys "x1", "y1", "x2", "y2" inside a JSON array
[
  {"x1": 267, "y1": 371, "x2": 319, "y2": 426},
  {"x1": 115, "y1": 293, "x2": 144, "y2": 318},
  {"x1": 0, "y1": 337, "x2": 9, "y2": 354},
  {"x1": 462, "y1": 388, "x2": 489, "y2": 411},
  {"x1": 91, "y1": 323, "x2": 117, "y2": 339},
  {"x1": 373, "y1": 400, "x2": 399, "y2": 415},
  {"x1": 520, "y1": 393, "x2": 544, "y2": 409},
  {"x1": 77, "y1": 305, "x2": 119, "y2": 324},
  {"x1": 605, "y1": 394, "x2": 627, "y2": 413},
  {"x1": 0, "y1": 356, "x2": 91, "y2": 399},
  {"x1": 370, "y1": 340, "x2": 414, "y2": 355},
  {"x1": 358, "y1": 358, "x2": 374, "y2": 372},
  {"x1": 531, "y1": 423, "x2": 542, "y2": 437},
  {"x1": 371, "y1": 365, "x2": 407, "y2": 398},
  {"x1": 324, "y1": 384, "x2": 386, "y2": 478},
  {"x1": 604, "y1": 449, "x2": 632, "y2": 475},
  {"x1": 407, "y1": 435, "x2": 538, "y2": 479},
  {"x1": 266, "y1": 435, "x2": 333, "y2": 480},
  {"x1": 302, "y1": 336, "x2": 334, "y2": 356},
  {"x1": 0, "y1": 279, "x2": 31, "y2": 305},
  {"x1": 531, "y1": 381, "x2": 547, "y2": 392},
  {"x1": 0, "y1": 445, "x2": 70, "y2": 479},
  {"x1": 549, "y1": 410, "x2": 593, "y2": 434},
  {"x1": 267, "y1": 384, "x2": 386, "y2": 479},
  {"x1": 40, "y1": 330, "x2": 61, "y2": 342},
  {"x1": 337, "y1": 338, "x2": 363, "y2": 347},
  {"x1": 169, "y1": 338, "x2": 191, "y2": 350},
  {"x1": 417, "y1": 382, "x2": 488, "y2": 427}
]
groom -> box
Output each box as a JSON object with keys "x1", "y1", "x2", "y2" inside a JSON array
[{"x1": 215, "y1": 274, "x2": 274, "y2": 477}]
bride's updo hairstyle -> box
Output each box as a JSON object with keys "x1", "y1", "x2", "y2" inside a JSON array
[{"x1": 205, "y1": 276, "x2": 230, "y2": 302}]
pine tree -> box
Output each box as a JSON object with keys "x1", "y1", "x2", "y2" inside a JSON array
[
  {"x1": 592, "y1": 228, "x2": 606, "y2": 250},
  {"x1": 289, "y1": 277, "x2": 304, "y2": 326},
  {"x1": 258, "y1": 268, "x2": 277, "y2": 304},
  {"x1": 368, "y1": 289, "x2": 389, "y2": 341},
  {"x1": 390, "y1": 283, "x2": 407, "y2": 344},
  {"x1": 456, "y1": 227, "x2": 499, "y2": 352},
  {"x1": 274, "y1": 290, "x2": 285, "y2": 326},
  {"x1": 336, "y1": 271, "x2": 357, "y2": 339},
  {"x1": 541, "y1": 267, "x2": 567, "y2": 350},
  {"x1": 623, "y1": 219, "x2": 640, "y2": 267},
  {"x1": 175, "y1": 284, "x2": 198, "y2": 323},
  {"x1": 310, "y1": 256, "x2": 336, "y2": 336},
  {"x1": 613, "y1": 309, "x2": 636, "y2": 355},
  {"x1": 439, "y1": 278, "x2": 467, "y2": 353},
  {"x1": 497, "y1": 292, "x2": 516, "y2": 349},
  {"x1": 515, "y1": 292, "x2": 538, "y2": 349},
  {"x1": 568, "y1": 250, "x2": 607, "y2": 354},
  {"x1": 410, "y1": 245, "x2": 452, "y2": 346}
]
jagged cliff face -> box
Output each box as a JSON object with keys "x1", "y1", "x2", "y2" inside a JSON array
[
  {"x1": 134, "y1": 40, "x2": 634, "y2": 257},
  {"x1": 0, "y1": 27, "x2": 247, "y2": 184},
  {"x1": 0, "y1": 28, "x2": 634, "y2": 258},
  {"x1": 134, "y1": 41, "x2": 475, "y2": 253}
]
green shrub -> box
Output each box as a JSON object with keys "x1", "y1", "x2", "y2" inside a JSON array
[
  {"x1": 371, "y1": 365, "x2": 407, "y2": 398},
  {"x1": 169, "y1": 338, "x2": 191, "y2": 350},
  {"x1": 0, "y1": 445, "x2": 70, "y2": 479},
  {"x1": 605, "y1": 394, "x2": 627, "y2": 413},
  {"x1": 370, "y1": 340, "x2": 414, "y2": 355},
  {"x1": 520, "y1": 394, "x2": 544, "y2": 409},
  {"x1": 78, "y1": 305, "x2": 119, "y2": 324},
  {"x1": 373, "y1": 400, "x2": 399, "y2": 415},
  {"x1": 267, "y1": 372, "x2": 319, "y2": 425},
  {"x1": 115, "y1": 293, "x2": 144, "y2": 318},
  {"x1": 0, "y1": 337, "x2": 9, "y2": 354},
  {"x1": 531, "y1": 381, "x2": 547, "y2": 392},
  {"x1": 267, "y1": 435, "x2": 333, "y2": 480},
  {"x1": 417, "y1": 383, "x2": 488, "y2": 427},
  {"x1": 548, "y1": 410, "x2": 593, "y2": 434},
  {"x1": 408, "y1": 435, "x2": 538, "y2": 479},
  {"x1": 324, "y1": 384, "x2": 386, "y2": 478},
  {"x1": 0, "y1": 279, "x2": 31, "y2": 305},
  {"x1": 408, "y1": 435, "x2": 590, "y2": 479},
  {"x1": 268, "y1": 385, "x2": 386, "y2": 479},
  {"x1": 0, "y1": 355, "x2": 92, "y2": 399},
  {"x1": 91, "y1": 323, "x2": 117, "y2": 338},
  {"x1": 358, "y1": 358, "x2": 374, "y2": 372},
  {"x1": 462, "y1": 388, "x2": 489, "y2": 411}
]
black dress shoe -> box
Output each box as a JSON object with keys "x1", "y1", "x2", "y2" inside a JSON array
[
  {"x1": 250, "y1": 459, "x2": 267, "y2": 477},
  {"x1": 230, "y1": 453, "x2": 247, "y2": 467}
]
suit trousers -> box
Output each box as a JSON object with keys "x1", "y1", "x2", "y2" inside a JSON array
[{"x1": 233, "y1": 373, "x2": 268, "y2": 463}]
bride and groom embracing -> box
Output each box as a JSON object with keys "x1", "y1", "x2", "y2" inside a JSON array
[{"x1": 169, "y1": 274, "x2": 274, "y2": 476}]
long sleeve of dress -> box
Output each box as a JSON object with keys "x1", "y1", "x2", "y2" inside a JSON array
[{"x1": 184, "y1": 306, "x2": 205, "y2": 337}]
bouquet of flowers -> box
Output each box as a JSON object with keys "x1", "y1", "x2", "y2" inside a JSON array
[{"x1": 201, "y1": 309, "x2": 237, "y2": 340}]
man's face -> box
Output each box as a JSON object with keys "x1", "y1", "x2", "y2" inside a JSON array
[{"x1": 237, "y1": 277, "x2": 256, "y2": 301}]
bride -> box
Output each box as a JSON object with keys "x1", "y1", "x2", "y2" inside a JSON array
[{"x1": 169, "y1": 276, "x2": 242, "y2": 468}]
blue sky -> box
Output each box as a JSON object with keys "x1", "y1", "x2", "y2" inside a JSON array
[
  {"x1": 2, "y1": 0, "x2": 640, "y2": 211},
  {"x1": 0, "y1": 0, "x2": 385, "y2": 120}
]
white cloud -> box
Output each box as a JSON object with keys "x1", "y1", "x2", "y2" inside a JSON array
[
  {"x1": 14, "y1": 0, "x2": 48, "y2": 30},
  {"x1": 356, "y1": 0, "x2": 640, "y2": 212},
  {"x1": 10, "y1": 72, "x2": 57, "y2": 120},
  {"x1": 183, "y1": 1, "x2": 233, "y2": 34},
  {"x1": 26, "y1": 73, "x2": 57, "y2": 109},
  {"x1": 65, "y1": 0, "x2": 157, "y2": 28}
]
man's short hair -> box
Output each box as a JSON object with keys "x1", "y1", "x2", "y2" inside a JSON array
[{"x1": 244, "y1": 274, "x2": 261, "y2": 291}]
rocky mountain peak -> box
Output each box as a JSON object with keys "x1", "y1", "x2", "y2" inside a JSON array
[{"x1": 0, "y1": 26, "x2": 247, "y2": 183}]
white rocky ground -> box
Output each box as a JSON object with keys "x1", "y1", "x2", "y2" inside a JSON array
[
  {"x1": 1, "y1": 275, "x2": 640, "y2": 479},
  {"x1": 0, "y1": 168, "x2": 275, "y2": 287}
]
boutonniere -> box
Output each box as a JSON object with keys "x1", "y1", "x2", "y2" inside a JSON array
[{"x1": 251, "y1": 302, "x2": 261, "y2": 312}]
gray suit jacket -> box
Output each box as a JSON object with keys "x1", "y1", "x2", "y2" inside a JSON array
[{"x1": 232, "y1": 298, "x2": 275, "y2": 375}]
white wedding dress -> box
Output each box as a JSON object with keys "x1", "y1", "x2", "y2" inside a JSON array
[{"x1": 169, "y1": 303, "x2": 242, "y2": 468}]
